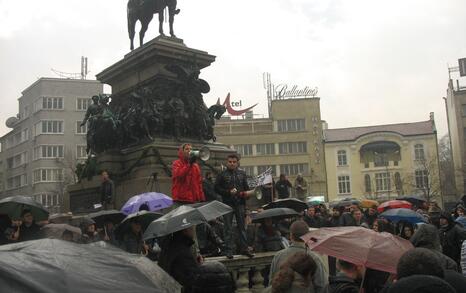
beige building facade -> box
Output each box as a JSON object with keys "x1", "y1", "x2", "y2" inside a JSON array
[
  {"x1": 445, "y1": 77, "x2": 466, "y2": 200},
  {"x1": 0, "y1": 78, "x2": 103, "y2": 213},
  {"x1": 214, "y1": 97, "x2": 327, "y2": 199},
  {"x1": 324, "y1": 115, "x2": 441, "y2": 204}
]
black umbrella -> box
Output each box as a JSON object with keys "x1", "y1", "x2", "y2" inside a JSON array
[
  {"x1": 251, "y1": 208, "x2": 299, "y2": 223},
  {"x1": 396, "y1": 195, "x2": 426, "y2": 207},
  {"x1": 0, "y1": 239, "x2": 181, "y2": 293},
  {"x1": 329, "y1": 198, "x2": 361, "y2": 209},
  {"x1": 89, "y1": 210, "x2": 125, "y2": 228},
  {"x1": 115, "y1": 211, "x2": 163, "y2": 241},
  {"x1": 144, "y1": 205, "x2": 207, "y2": 239},
  {"x1": 189, "y1": 200, "x2": 233, "y2": 221},
  {"x1": 0, "y1": 196, "x2": 49, "y2": 221},
  {"x1": 263, "y1": 198, "x2": 308, "y2": 212}
]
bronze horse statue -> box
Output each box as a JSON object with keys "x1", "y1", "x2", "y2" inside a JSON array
[{"x1": 127, "y1": 0, "x2": 180, "y2": 50}]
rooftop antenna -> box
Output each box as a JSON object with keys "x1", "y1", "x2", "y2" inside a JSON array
[
  {"x1": 263, "y1": 72, "x2": 273, "y2": 116},
  {"x1": 51, "y1": 56, "x2": 89, "y2": 79}
]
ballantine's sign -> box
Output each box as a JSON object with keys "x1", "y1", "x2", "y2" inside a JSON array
[
  {"x1": 274, "y1": 84, "x2": 318, "y2": 99},
  {"x1": 217, "y1": 93, "x2": 258, "y2": 116}
]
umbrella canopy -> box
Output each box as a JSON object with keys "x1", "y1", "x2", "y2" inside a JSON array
[
  {"x1": 251, "y1": 208, "x2": 299, "y2": 223},
  {"x1": 377, "y1": 200, "x2": 412, "y2": 213},
  {"x1": 360, "y1": 199, "x2": 379, "y2": 209},
  {"x1": 115, "y1": 211, "x2": 163, "y2": 241},
  {"x1": 144, "y1": 205, "x2": 207, "y2": 239},
  {"x1": 189, "y1": 200, "x2": 233, "y2": 221},
  {"x1": 49, "y1": 213, "x2": 73, "y2": 224},
  {"x1": 41, "y1": 224, "x2": 82, "y2": 241},
  {"x1": 0, "y1": 239, "x2": 181, "y2": 293},
  {"x1": 302, "y1": 227, "x2": 413, "y2": 274},
  {"x1": 396, "y1": 196, "x2": 426, "y2": 207},
  {"x1": 0, "y1": 196, "x2": 49, "y2": 221},
  {"x1": 380, "y1": 208, "x2": 426, "y2": 224},
  {"x1": 89, "y1": 210, "x2": 125, "y2": 228},
  {"x1": 263, "y1": 198, "x2": 309, "y2": 212},
  {"x1": 329, "y1": 198, "x2": 361, "y2": 209},
  {"x1": 121, "y1": 192, "x2": 173, "y2": 215}
]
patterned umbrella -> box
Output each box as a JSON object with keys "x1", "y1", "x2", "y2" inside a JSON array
[
  {"x1": 377, "y1": 200, "x2": 412, "y2": 213},
  {"x1": 121, "y1": 192, "x2": 173, "y2": 215}
]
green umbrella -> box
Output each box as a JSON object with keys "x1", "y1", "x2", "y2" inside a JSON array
[{"x1": 0, "y1": 196, "x2": 49, "y2": 222}]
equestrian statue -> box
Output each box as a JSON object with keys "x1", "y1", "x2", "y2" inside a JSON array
[{"x1": 127, "y1": 0, "x2": 180, "y2": 50}]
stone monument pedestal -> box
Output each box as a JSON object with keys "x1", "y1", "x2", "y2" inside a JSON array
[{"x1": 66, "y1": 37, "x2": 234, "y2": 213}]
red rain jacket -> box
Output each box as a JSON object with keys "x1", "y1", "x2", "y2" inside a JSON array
[{"x1": 171, "y1": 146, "x2": 205, "y2": 203}]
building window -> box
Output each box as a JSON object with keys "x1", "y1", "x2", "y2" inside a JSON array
[
  {"x1": 337, "y1": 150, "x2": 347, "y2": 166},
  {"x1": 77, "y1": 145, "x2": 87, "y2": 159},
  {"x1": 364, "y1": 174, "x2": 371, "y2": 193},
  {"x1": 33, "y1": 193, "x2": 60, "y2": 210},
  {"x1": 6, "y1": 174, "x2": 27, "y2": 190},
  {"x1": 76, "y1": 121, "x2": 87, "y2": 134},
  {"x1": 4, "y1": 129, "x2": 29, "y2": 150},
  {"x1": 257, "y1": 165, "x2": 276, "y2": 175},
  {"x1": 233, "y1": 144, "x2": 253, "y2": 156},
  {"x1": 33, "y1": 169, "x2": 63, "y2": 183},
  {"x1": 375, "y1": 172, "x2": 391, "y2": 191},
  {"x1": 35, "y1": 120, "x2": 64, "y2": 135},
  {"x1": 6, "y1": 151, "x2": 28, "y2": 169},
  {"x1": 280, "y1": 164, "x2": 309, "y2": 176},
  {"x1": 241, "y1": 166, "x2": 255, "y2": 177},
  {"x1": 414, "y1": 144, "x2": 425, "y2": 161},
  {"x1": 277, "y1": 119, "x2": 305, "y2": 132},
  {"x1": 374, "y1": 153, "x2": 389, "y2": 167},
  {"x1": 33, "y1": 145, "x2": 64, "y2": 160},
  {"x1": 77, "y1": 98, "x2": 91, "y2": 111},
  {"x1": 395, "y1": 172, "x2": 402, "y2": 191},
  {"x1": 41, "y1": 97, "x2": 63, "y2": 110},
  {"x1": 415, "y1": 170, "x2": 429, "y2": 189},
  {"x1": 338, "y1": 176, "x2": 351, "y2": 194},
  {"x1": 278, "y1": 142, "x2": 307, "y2": 154},
  {"x1": 256, "y1": 143, "x2": 275, "y2": 155}
]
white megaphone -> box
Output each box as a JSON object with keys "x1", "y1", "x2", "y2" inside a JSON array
[{"x1": 189, "y1": 146, "x2": 210, "y2": 161}]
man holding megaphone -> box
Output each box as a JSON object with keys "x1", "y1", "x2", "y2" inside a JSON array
[{"x1": 171, "y1": 143, "x2": 206, "y2": 207}]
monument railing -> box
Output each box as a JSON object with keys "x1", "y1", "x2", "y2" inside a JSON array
[{"x1": 206, "y1": 252, "x2": 276, "y2": 293}]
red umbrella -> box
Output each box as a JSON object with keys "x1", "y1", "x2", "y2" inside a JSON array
[
  {"x1": 301, "y1": 227, "x2": 413, "y2": 274},
  {"x1": 377, "y1": 200, "x2": 412, "y2": 213}
]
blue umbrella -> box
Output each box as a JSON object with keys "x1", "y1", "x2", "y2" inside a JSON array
[
  {"x1": 380, "y1": 208, "x2": 426, "y2": 224},
  {"x1": 121, "y1": 192, "x2": 173, "y2": 215}
]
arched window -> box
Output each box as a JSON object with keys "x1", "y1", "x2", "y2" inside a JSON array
[
  {"x1": 337, "y1": 150, "x2": 347, "y2": 166},
  {"x1": 395, "y1": 172, "x2": 402, "y2": 192},
  {"x1": 364, "y1": 174, "x2": 371, "y2": 193},
  {"x1": 414, "y1": 144, "x2": 425, "y2": 161}
]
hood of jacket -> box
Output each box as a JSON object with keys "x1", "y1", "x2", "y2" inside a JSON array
[{"x1": 410, "y1": 224, "x2": 441, "y2": 251}]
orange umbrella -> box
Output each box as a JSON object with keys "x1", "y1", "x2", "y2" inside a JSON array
[
  {"x1": 302, "y1": 227, "x2": 413, "y2": 274},
  {"x1": 360, "y1": 199, "x2": 379, "y2": 209}
]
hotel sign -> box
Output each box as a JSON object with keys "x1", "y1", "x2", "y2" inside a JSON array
[{"x1": 274, "y1": 84, "x2": 319, "y2": 99}]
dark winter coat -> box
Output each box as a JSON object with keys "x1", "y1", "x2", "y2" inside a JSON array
[
  {"x1": 158, "y1": 233, "x2": 200, "y2": 292},
  {"x1": 254, "y1": 225, "x2": 284, "y2": 252},
  {"x1": 439, "y1": 222, "x2": 466, "y2": 263},
  {"x1": 191, "y1": 261, "x2": 234, "y2": 293},
  {"x1": 275, "y1": 179, "x2": 292, "y2": 199},
  {"x1": 327, "y1": 275, "x2": 359, "y2": 293},
  {"x1": 121, "y1": 231, "x2": 144, "y2": 254},
  {"x1": 411, "y1": 224, "x2": 460, "y2": 271},
  {"x1": 325, "y1": 216, "x2": 340, "y2": 227},
  {"x1": 338, "y1": 213, "x2": 357, "y2": 227},
  {"x1": 304, "y1": 215, "x2": 324, "y2": 228},
  {"x1": 100, "y1": 179, "x2": 115, "y2": 204},
  {"x1": 18, "y1": 222, "x2": 42, "y2": 242},
  {"x1": 172, "y1": 146, "x2": 205, "y2": 203},
  {"x1": 202, "y1": 178, "x2": 220, "y2": 202},
  {"x1": 214, "y1": 168, "x2": 250, "y2": 206}
]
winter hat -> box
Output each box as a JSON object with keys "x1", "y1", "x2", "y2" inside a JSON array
[
  {"x1": 439, "y1": 212, "x2": 454, "y2": 224},
  {"x1": 387, "y1": 275, "x2": 456, "y2": 293}
]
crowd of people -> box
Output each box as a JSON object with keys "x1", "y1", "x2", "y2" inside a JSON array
[{"x1": 2, "y1": 143, "x2": 466, "y2": 293}]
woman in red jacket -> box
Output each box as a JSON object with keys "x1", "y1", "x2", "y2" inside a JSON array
[{"x1": 172, "y1": 143, "x2": 205, "y2": 205}]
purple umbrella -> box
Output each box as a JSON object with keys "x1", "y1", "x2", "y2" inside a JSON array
[{"x1": 121, "y1": 192, "x2": 173, "y2": 215}]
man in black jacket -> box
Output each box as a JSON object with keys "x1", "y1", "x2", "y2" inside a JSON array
[
  {"x1": 158, "y1": 226, "x2": 201, "y2": 292},
  {"x1": 439, "y1": 212, "x2": 466, "y2": 264},
  {"x1": 100, "y1": 170, "x2": 115, "y2": 210},
  {"x1": 275, "y1": 174, "x2": 292, "y2": 199},
  {"x1": 214, "y1": 154, "x2": 254, "y2": 259}
]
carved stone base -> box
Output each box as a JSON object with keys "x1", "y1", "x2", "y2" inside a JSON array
[{"x1": 66, "y1": 140, "x2": 234, "y2": 213}]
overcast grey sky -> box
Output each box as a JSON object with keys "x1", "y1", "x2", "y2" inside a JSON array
[{"x1": 1, "y1": 0, "x2": 466, "y2": 137}]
